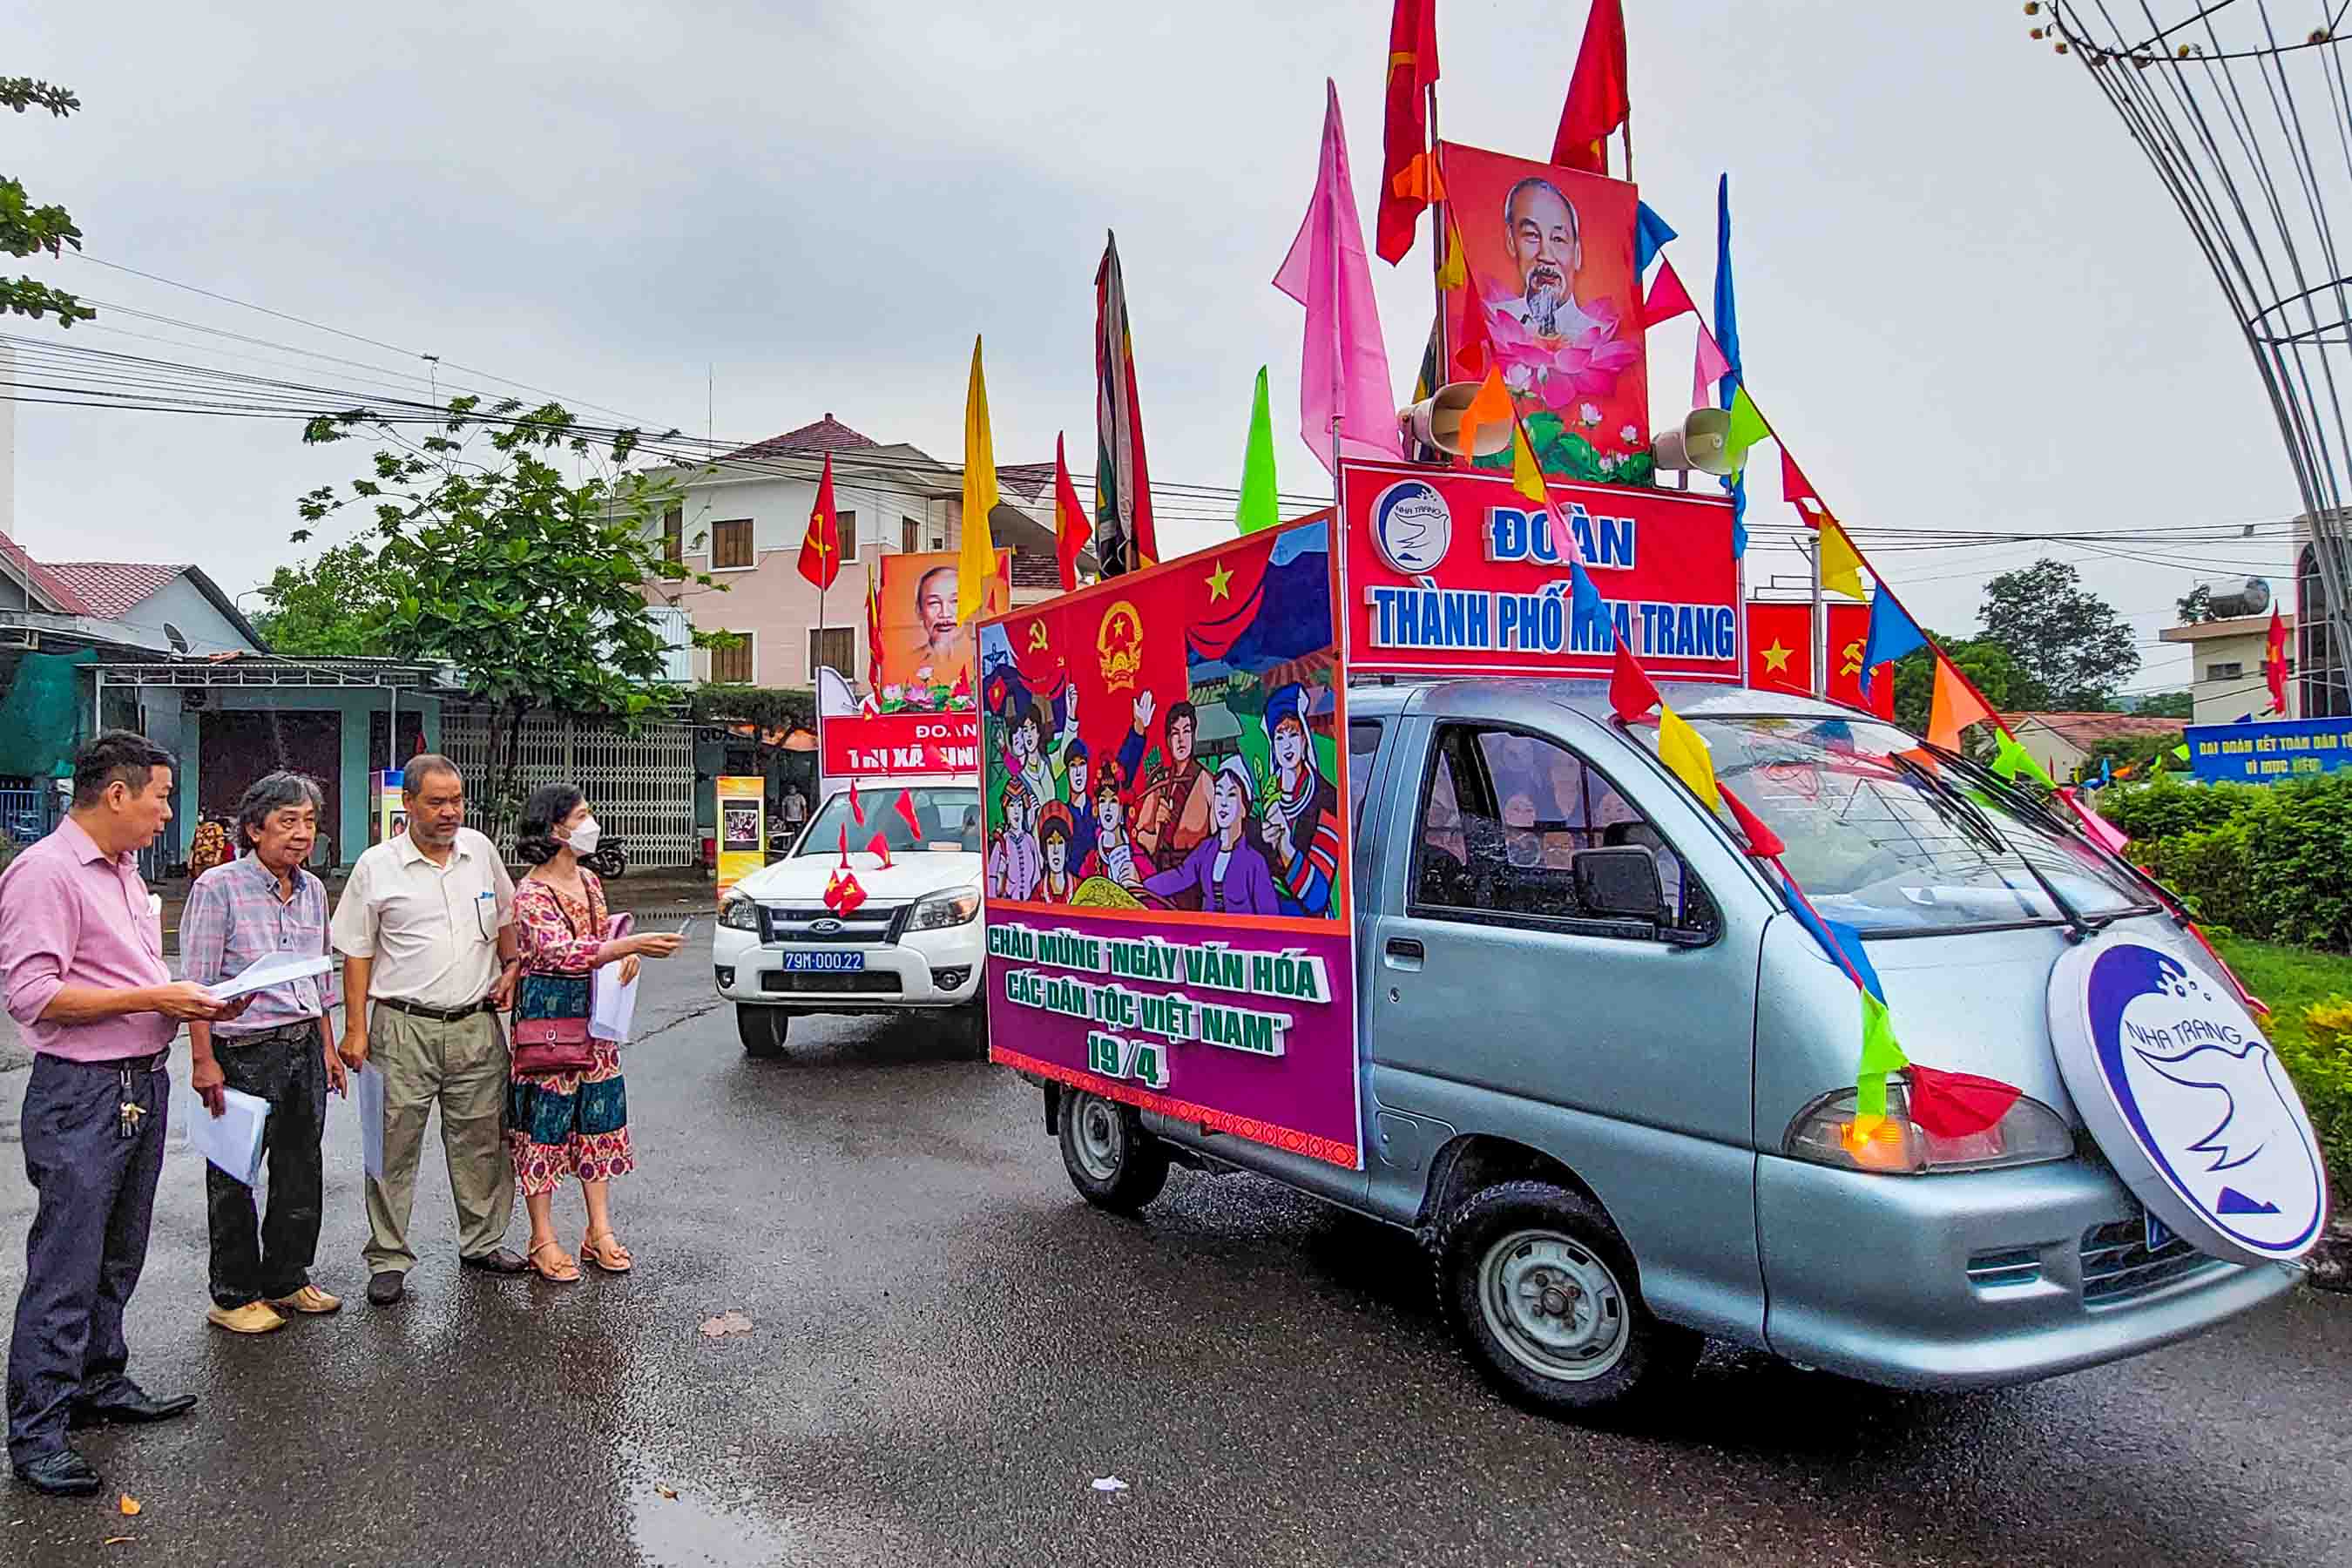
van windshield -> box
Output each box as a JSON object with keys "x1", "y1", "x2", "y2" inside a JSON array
[
  {"x1": 1658, "y1": 716, "x2": 2154, "y2": 934},
  {"x1": 796, "y1": 787, "x2": 982, "y2": 855}
]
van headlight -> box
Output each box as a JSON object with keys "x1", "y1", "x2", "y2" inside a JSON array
[
  {"x1": 907, "y1": 885, "x2": 982, "y2": 930},
  {"x1": 718, "y1": 892, "x2": 760, "y2": 932},
  {"x1": 1783, "y1": 1078, "x2": 2074, "y2": 1174}
]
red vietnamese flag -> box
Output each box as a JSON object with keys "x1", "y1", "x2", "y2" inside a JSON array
[
  {"x1": 866, "y1": 830, "x2": 894, "y2": 869},
  {"x1": 895, "y1": 788, "x2": 922, "y2": 840},
  {"x1": 1376, "y1": 0, "x2": 1441, "y2": 266},
  {"x1": 1551, "y1": 0, "x2": 1629, "y2": 175},
  {"x1": 798, "y1": 452, "x2": 843, "y2": 591},
  {"x1": 848, "y1": 777, "x2": 864, "y2": 825},
  {"x1": 2265, "y1": 607, "x2": 2289, "y2": 713},
  {"x1": 1052, "y1": 433, "x2": 1089, "y2": 591},
  {"x1": 1745, "y1": 602, "x2": 1814, "y2": 698}
]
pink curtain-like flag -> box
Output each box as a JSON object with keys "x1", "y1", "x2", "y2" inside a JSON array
[
  {"x1": 2055, "y1": 787, "x2": 2132, "y2": 856},
  {"x1": 1693, "y1": 322, "x2": 1731, "y2": 412},
  {"x1": 1274, "y1": 80, "x2": 1405, "y2": 474}
]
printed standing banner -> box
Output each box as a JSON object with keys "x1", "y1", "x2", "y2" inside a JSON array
[
  {"x1": 1341, "y1": 458, "x2": 1740, "y2": 681},
  {"x1": 1744, "y1": 600, "x2": 1897, "y2": 718},
  {"x1": 977, "y1": 516, "x2": 1359, "y2": 1168},
  {"x1": 715, "y1": 777, "x2": 767, "y2": 898},
  {"x1": 1443, "y1": 141, "x2": 1650, "y2": 479},
  {"x1": 872, "y1": 549, "x2": 1010, "y2": 703}
]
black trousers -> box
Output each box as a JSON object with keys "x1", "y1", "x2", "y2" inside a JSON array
[
  {"x1": 205, "y1": 1023, "x2": 328, "y2": 1310},
  {"x1": 6, "y1": 1053, "x2": 168, "y2": 1465}
]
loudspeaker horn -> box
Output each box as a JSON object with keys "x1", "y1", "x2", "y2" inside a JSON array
[
  {"x1": 1398, "y1": 382, "x2": 1515, "y2": 457},
  {"x1": 1649, "y1": 408, "x2": 1738, "y2": 476}
]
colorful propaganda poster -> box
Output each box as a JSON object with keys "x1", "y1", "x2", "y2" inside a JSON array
[
  {"x1": 1442, "y1": 140, "x2": 1651, "y2": 482},
  {"x1": 1341, "y1": 458, "x2": 1740, "y2": 682},
  {"x1": 872, "y1": 549, "x2": 1010, "y2": 706},
  {"x1": 977, "y1": 516, "x2": 1360, "y2": 1168}
]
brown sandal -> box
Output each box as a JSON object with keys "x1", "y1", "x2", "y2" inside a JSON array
[
  {"x1": 581, "y1": 1228, "x2": 633, "y2": 1274},
  {"x1": 528, "y1": 1240, "x2": 581, "y2": 1283}
]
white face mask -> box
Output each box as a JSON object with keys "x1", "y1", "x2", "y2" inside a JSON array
[{"x1": 564, "y1": 815, "x2": 603, "y2": 856}]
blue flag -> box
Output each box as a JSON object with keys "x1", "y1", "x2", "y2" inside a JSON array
[
  {"x1": 1860, "y1": 591, "x2": 1927, "y2": 695},
  {"x1": 1570, "y1": 558, "x2": 1608, "y2": 649},
  {"x1": 1780, "y1": 873, "x2": 1884, "y2": 1003},
  {"x1": 1713, "y1": 176, "x2": 1747, "y2": 558},
  {"x1": 1635, "y1": 202, "x2": 1678, "y2": 276}
]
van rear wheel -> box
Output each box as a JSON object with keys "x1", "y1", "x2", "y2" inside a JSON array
[
  {"x1": 1436, "y1": 1180, "x2": 1698, "y2": 1416},
  {"x1": 1058, "y1": 1092, "x2": 1169, "y2": 1213},
  {"x1": 737, "y1": 1005, "x2": 789, "y2": 1058}
]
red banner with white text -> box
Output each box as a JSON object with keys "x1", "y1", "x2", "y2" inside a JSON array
[
  {"x1": 1339, "y1": 459, "x2": 1740, "y2": 681},
  {"x1": 819, "y1": 712, "x2": 980, "y2": 778}
]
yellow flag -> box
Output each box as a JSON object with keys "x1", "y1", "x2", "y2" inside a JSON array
[
  {"x1": 1509, "y1": 416, "x2": 1546, "y2": 505},
  {"x1": 958, "y1": 335, "x2": 999, "y2": 624},
  {"x1": 1655, "y1": 702, "x2": 1720, "y2": 811},
  {"x1": 1818, "y1": 516, "x2": 1867, "y2": 602},
  {"x1": 1436, "y1": 220, "x2": 1466, "y2": 291}
]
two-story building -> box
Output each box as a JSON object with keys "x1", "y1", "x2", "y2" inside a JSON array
[
  {"x1": 642, "y1": 414, "x2": 1085, "y2": 690},
  {"x1": 2157, "y1": 611, "x2": 2298, "y2": 725}
]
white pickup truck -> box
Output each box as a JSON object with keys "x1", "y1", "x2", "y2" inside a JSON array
[{"x1": 713, "y1": 781, "x2": 987, "y2": 1057}]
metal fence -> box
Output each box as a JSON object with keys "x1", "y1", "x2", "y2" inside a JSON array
[
  {"x1": 0, "y1": 783, "x2": 57, "y2": 865},
  {"x1": 438, "y1": 708, "x2": 699, "y2": 867}
]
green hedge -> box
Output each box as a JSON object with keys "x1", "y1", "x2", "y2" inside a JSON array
[{"x1": 2109, "y1": 772, "x2": 2352, "y2": 952}]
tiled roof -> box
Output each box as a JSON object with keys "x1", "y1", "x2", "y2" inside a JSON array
[
  {"x1": 2003, "y1": 712, "x2": 2187, "y2": 744},
  {"x1": 43, "y1": 562, "x2": 185, "y2": 621},
  {"x1": 718, "y1": 413, "x2": 880, "y2": 464},
  {"x1": 997, "y1": 462, "x2": 1054, "y2": 502},
  {"x1": 0, "y1": 531, "x2": 92, "y2": 615}
]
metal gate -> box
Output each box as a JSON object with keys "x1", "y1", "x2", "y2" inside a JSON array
[{"x1": 438, "y1": 708, "x2": 698, "y2": 867}]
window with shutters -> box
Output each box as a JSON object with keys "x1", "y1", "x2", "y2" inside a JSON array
[
  {"x1": 712, "y1": 517, "x2": 754, "y2": 571},
  {"x1": 662, "y1": 506, "x2": 682, "y2": 564},
  {"x1": 711, "y1": 632, "x2": 755, "y2": 685},
  {"x1": 808, "y1": 626, "x2": 855, "y2": 681},
  {"x1": 838, "y1": 510, "x2": 859, "y2": 562}
]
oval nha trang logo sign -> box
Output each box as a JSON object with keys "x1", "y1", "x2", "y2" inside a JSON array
[
  {"x1": 2050, "y1": 937, "x2": 2328, "y2": 1266},
  {"x1": 1370, "y1": 479, "x2": 1451, "y2": 575}
]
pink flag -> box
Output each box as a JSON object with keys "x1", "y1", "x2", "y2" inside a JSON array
[
  {"x1": 1642, "y1": 258, "x2": 1698, "y2": 328},
  {"x1": 1693, "y1": 322, "x2": 1731, "y2": 412},
  {"x1": 1274, "y1": 80, "x2": 1405, "y2": 474},
  {"x1": 2055, "y1": 787, "x2": 2132, "y2": 856}
]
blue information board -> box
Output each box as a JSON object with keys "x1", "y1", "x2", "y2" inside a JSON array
[{"x1": 2184, "y1": 717, "x2": 2352, "y2": 783}]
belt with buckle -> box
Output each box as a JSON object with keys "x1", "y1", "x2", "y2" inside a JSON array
[
  {"x1": 58, "y1": 1050, "x2": 169, "y2": 1073},
  {"x1": 373, "y1": 997, "x2": 490, "y2": 1024}
]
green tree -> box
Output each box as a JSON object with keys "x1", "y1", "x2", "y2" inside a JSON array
[
  {"x1": 2, "y1": 77, "x2": 94, "y2": 327},
  {"x1": 249, "y1": 541, "x2": 400, "y2": 656},
  {"x1": 294, "y1": 398, "x2": 717, "y2": 823},
  {"x1": 2175, "y1": 584, "x2": 2217, "y2": 624},
  {"x1": 1977, "y1": 558, "x2": 2139, "y2": 709},
  {"x1": 2132, "y1": 689, "x2": 2195, "y2": 720}
]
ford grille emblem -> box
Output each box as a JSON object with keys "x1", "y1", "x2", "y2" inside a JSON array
[{"x1": 809, "y1": 918, "x2": 843, "y2": 935}]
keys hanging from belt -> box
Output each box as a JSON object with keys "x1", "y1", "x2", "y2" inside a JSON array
[{"x1": 118, "y1": 1064, "x2": 145, "y2": 1141}]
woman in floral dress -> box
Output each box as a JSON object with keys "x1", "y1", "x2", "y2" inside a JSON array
[{"x1": 508, "y1": 784, "x2": 683, "y2": 1282}]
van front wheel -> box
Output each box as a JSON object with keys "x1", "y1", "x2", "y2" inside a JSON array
[
  {"x1": 1436, "y1": 1180, "x2": 1698, "y2": 1416},
  {"x1": 1058, "y1": 1092, "x2": 1169, "y2": 1213}
]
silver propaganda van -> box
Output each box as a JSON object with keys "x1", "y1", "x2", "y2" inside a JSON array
[{"x1": 1028, "y1": 679, "x2": 2318, "y2": 1416}]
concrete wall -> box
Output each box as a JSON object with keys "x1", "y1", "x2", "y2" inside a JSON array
[
  {"x1": 2186, "y1": 628, "x2": 2285, "y2": 724},
  {"x1": 136, "y1": 576, "x2": 261, "y2": 658}
]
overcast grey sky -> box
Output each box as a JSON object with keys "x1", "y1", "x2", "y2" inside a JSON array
[{"x1": 6, "y1": 1, "x2": 2312, "y2": 693}]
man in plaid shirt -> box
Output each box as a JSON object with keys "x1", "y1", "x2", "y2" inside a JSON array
[{"x1": 179, "y1": 773, "x2": 348, "y2": 1335}]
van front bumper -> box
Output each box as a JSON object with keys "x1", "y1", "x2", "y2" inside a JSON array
[{"x1": 1757, "y1": 1154, "x2": 2301, "y2": 1391}]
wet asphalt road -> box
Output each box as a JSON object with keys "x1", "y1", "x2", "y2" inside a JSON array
[{"x1": 0, "y1": 951, "x2": 2344, "y2": 1568}]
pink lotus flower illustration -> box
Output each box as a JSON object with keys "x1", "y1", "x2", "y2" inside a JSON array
[{"x1": 1480, "y1": 296, "x2": 1641, "y2": 415}]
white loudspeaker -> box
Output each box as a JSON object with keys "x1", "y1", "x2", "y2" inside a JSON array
[
  {"x1": 1398, "y1": 382, "x2": 1515, "y2": 457},
  {"x1": 1649, "y1": 408, "x2": 1737, "y2": 476}
]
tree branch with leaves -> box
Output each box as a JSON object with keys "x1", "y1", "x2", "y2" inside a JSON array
[{"x1": 2, "y1": 76, "x2": 94, "y2": 328}]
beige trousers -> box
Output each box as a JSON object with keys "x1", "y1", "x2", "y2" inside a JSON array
[{"x1": 362, "y1": 1008, "x2": 514, "y2": 1274}]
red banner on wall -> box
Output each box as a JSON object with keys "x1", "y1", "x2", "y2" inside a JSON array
[
  {"x1": 1339, "y1": 459, "x2": 1740, "y2": 682},
  {"x1": 1743, "y1": 600, "x2": 1897, "y2": 718},
  {"x1": 819, "y1": 712, "x2": 979, "y2": 778}
]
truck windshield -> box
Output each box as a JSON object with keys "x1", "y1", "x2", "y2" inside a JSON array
[
  {"x1": 1656, "y1": 715, "x2": 2154, "y2": 934},
  {"x1": 796, "y1": 787, "x2": 982, "y2": 855}
]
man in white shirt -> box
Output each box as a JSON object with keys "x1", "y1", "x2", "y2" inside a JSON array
[{"x1": 329, "y1": 755, "x2": 524, "y2": 1306}]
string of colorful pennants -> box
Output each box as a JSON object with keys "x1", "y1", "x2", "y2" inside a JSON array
[{"x1": 821, "y1": 787, "x2": 931, "y2": 917}]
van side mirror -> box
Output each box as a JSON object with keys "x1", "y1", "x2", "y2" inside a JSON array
[{"x1": 1573, "y1": 846, "x2": 1663, "y2": 922}]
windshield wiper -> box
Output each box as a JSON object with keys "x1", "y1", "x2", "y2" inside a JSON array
[{"x1": 1888, "y1": 747, "x2": 2097, "y2": 939}]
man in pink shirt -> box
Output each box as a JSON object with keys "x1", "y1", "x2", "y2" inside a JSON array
[{"x1": 0, "y1": 733, "x2": 245, "y2": 1497}]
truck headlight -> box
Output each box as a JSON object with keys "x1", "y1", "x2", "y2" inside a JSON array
[
  {"x1": 1783, "y1": 1078, "x2": 2074, "y2": 1174},
  {"x1": 718, "y1": 893, "x2": 760, "y2": 933},
  {"x1": 908, "y1": 885, "x2": 982, "y2": 931}
]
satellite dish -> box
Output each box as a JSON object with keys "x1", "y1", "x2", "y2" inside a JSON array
[{"x1": 162, "y1": 621, "x2": 190, "y2": 654}]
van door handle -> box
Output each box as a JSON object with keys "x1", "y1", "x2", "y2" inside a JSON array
[{"x1": 1384, "y1": 936, "x2": 1424, "y2": 970}]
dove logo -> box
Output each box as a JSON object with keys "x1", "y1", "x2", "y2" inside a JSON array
[
  {"x1": 1370, "y1": 481, "x2": 1452, "y2": 575},
  {"x1": 2051, "y1": 938, "x2": 2327, "y2": 1266}
]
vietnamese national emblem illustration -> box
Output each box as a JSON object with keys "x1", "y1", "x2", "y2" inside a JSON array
[{"x1": 1097, "y1": 601, "x2": 1144, "y2": 691}]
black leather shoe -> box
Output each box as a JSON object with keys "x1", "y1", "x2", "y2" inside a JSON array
[
  {"x1": 13, "y1": 1449, "x2": 102, "y2": 1496},
  {"x1": 459, "y1": 1248, "x2": 528, "y2": 1275},
  {"x1": 366, "y1": 1271, "x2": 406, "y2": 1306},
  {"x1": 70, "y1": 1380, "x2": 196, "y2": 1428}
]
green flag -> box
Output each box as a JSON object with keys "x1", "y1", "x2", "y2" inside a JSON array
[
  {"x1": 1236, "y1": 366, "x2": 1279, "y2": 534},
  {"x1": 1723, "y1": 384, "x2": 1772, "y2": 469},
  {"x1": 2173, "y1": 742, "x2": 2191, "y2": 761},
  {"x1": 1990, "y1": 728, "x2": 2056, "y2": 789},
  {"x1": 1855, "y1": 991, "x2": 1909, "y2": 1119}
]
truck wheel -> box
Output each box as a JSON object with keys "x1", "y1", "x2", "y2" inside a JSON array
[
  {"x1": 1058, "y1": 1092, "x2": 1169, "y2": 1213},
  {"x1": 737, "y1": 1006, "x2": 789, "y2": 1059},
  {"x1": 1435, "y1": 1180, "x2": 1699, "y2": 1417}
]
